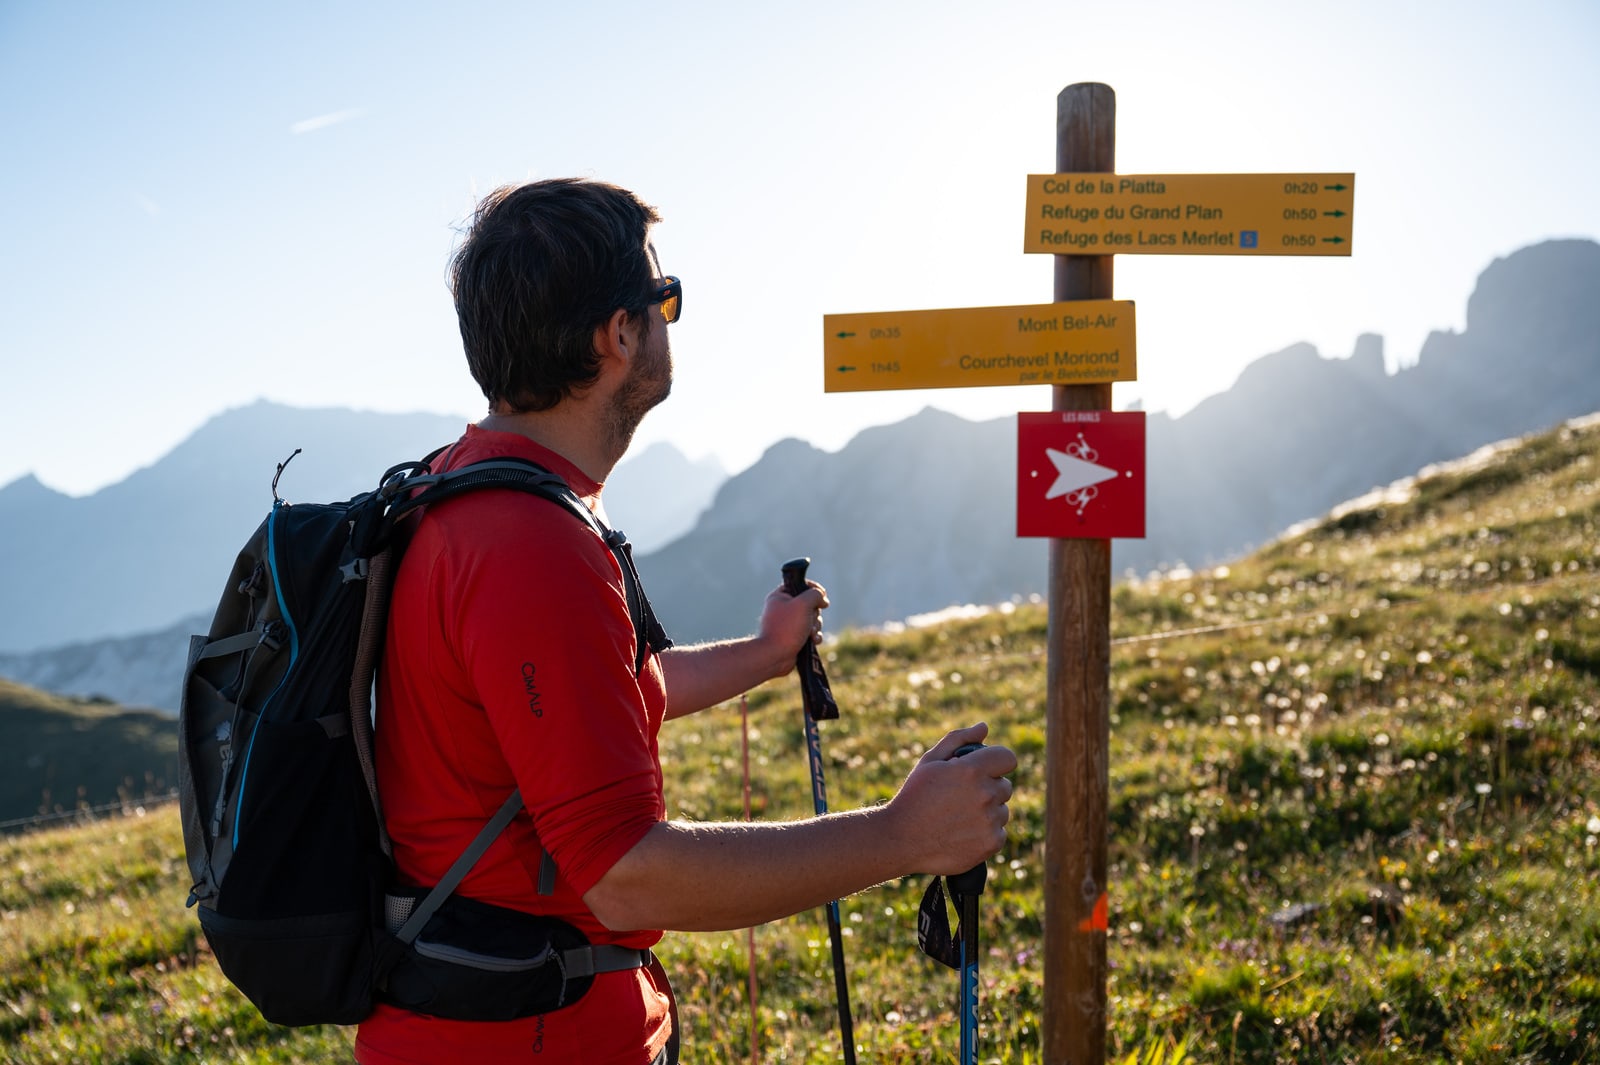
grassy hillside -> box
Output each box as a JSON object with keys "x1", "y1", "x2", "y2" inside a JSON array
[
  {"x1": 0, "y1": 678, "x2": 177, "y2": 827},
  {"x1": 2, "y1": 415, "x2": 1597, "y2": 1063}
]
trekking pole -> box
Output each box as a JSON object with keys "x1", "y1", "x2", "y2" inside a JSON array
[
  {"x1": 781, "y1": 557, "x2": 856, "y2": 1065},
  {"x1": 947, "y1": 743, "x2": 989, "y2": 1065}
]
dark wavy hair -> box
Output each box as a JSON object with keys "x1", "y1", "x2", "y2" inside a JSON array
[{"x1": 450, "y1": 179, "x2": 661, "y2": 411}]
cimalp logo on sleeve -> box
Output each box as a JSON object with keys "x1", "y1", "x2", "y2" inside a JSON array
[{"x1": 522, "y1": 662, "x2": 543, "y2": 717}]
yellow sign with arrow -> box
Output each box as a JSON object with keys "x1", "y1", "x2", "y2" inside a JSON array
[
  {"x1": 1025, "y1": 173, "x2": 1354, "y2": 255},
  {"x1": 823, "y1": 300, "x2": 1135, "y2": 392}
]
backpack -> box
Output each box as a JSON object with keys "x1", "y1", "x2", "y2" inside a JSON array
[{"x1": 177, "y1": 449, "x2": 671, "y2": 1027}]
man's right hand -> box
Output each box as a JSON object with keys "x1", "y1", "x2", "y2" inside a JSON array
[
  {"x1": 887, "y1": 723, "x2": 1016, "y2": 876},
  {"x1": 755, "y1": 578, "x2": 829, "y2": 680}
]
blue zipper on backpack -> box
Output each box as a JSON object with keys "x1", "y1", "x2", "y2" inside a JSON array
[{"x1": 231, "y1": 501, "x2": 301, "y2": 849}]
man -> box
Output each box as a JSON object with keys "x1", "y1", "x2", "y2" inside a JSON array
[{"x1": 355, "y1": 178, "x2": 1016, "y2": 1064}]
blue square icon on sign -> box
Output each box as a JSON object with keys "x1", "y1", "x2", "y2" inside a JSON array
[{"x1": 1240, "y1": 230, "x2": 1259, "y2": 248}]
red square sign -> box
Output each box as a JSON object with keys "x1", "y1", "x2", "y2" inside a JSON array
[{"x1": 1017, "y1": 411, "x2": 1146, "y2": 539}]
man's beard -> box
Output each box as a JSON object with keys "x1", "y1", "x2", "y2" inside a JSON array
[{"x1": 605, "y1": 324, "x2": 672, "y2": 456}]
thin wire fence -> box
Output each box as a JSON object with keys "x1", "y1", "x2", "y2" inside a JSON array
[
  {"x1": 1, "y1": 567, "x2": 1591, "y2": 836},
  {"x1": 0, "y1": 790, "x2": 179, "y2": 835}
]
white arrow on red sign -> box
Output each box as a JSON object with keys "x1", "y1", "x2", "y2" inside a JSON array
[
  {"x1": 1017, "y1": 411, "x2": 1146, "y2": 539},
  {"x1": 1043, "y1": 447, "x2": 1118, "y2": 500}
]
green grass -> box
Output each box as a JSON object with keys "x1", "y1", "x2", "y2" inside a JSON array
[{"x1": 3, "y1": 415, "x2": 1599, "y2": 1063}]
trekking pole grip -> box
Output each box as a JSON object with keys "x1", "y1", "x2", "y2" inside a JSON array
[
  {"x1": 947, "y1": 743, "x2": 990, "y2": 897},
  {"x1": 780, "y1": 557, "x2": 810, "y2": 599},
  {"x1": 781, "y1": 557, "x2": 838, "y2": 721}
]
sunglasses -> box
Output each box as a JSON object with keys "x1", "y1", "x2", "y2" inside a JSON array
[{"x1": 651, "y1": 276, "x2": 683, "y2": 324}]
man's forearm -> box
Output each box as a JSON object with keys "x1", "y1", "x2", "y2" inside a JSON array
[
  {"x1": 658, "y1": 639, "x2": 790, "y2": 719},
  {"x1": 659, "y1": 584, "x2": 822, "y2": 718},
  {"x1": 585, "y1": 725, "x2": 1014, "y2": 935},
  {"x1": 584, "y1": 808, "x2": 910, "y2": 932}
]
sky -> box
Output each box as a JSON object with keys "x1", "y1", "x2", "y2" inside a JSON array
[{"x1": 2, "y1": 0, "x2": 1597, "y2": 497}]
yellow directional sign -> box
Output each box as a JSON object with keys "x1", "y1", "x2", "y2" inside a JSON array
[
  {"x1": 823, "y1": 300, "x2": 1135, "y2": 392},
  {"x1": 1025, "y1": 173, "x2": 1354, "y2": 256}
]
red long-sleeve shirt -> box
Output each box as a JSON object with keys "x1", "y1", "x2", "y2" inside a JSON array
[{"x1": 356, "y1": 426, "x2": 671, "y2": 1065}]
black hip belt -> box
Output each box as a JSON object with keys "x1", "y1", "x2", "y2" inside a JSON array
[{"x1": 380, "y1": 888, "x2": 651, "y2": 1021}]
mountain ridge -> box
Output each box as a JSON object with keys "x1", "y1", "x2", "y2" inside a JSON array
[
  {"x1": 638, "y1": 239, "x2": 1600, "y2": 641},
  {"x1": 1, "y1": 238, "x2": 1596, "y2": 705}
]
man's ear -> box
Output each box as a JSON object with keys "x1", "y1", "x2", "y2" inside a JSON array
[{"x1": 592, "y1": 307, "x2": 639, "y2": 377}]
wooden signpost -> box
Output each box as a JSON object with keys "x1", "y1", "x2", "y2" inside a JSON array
[
  {"x1": 819, "y1": 79, "x2": 1351, "y2": 1065},
  {"x1": 1042, "y1": 82, "x2": 1117, "y2": 1065},
  {"x1": 1029, "y1": 87, "x2": 1352, "y2": 1065}
]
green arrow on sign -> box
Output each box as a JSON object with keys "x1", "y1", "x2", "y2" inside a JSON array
[
  {"x1": 835, "y1": 331, "x2": 856, "y2": 339},
  {"x1": 835, "y1": 365, "x2": 857, "y2": 373},
  {"x1": 1322, "y1": 236, "x2": 1347, "y2": 245},
  {"x1": 1325, "y1": 183, "x2": 1349, "y2": 192},
  {"x1": 1323, "y1": 209, "x2": 1347, "y2": 218}
]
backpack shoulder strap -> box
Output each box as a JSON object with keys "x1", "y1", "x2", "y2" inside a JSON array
[
  {"x1": 394, "y1": 457, "x2": 672, "y2": 675},
  {"x1": 390, "y1": 788, "x2": 525, "y2": 947}
]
